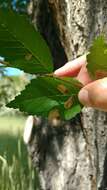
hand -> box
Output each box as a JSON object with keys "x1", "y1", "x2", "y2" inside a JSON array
[{"x1": 54, "y1": 55, "x2": 107, "y2": 112}]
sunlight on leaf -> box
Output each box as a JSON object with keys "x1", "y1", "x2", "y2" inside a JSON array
[{"x1": 87, "y1": 36, "x2": 107, "y2": 79}]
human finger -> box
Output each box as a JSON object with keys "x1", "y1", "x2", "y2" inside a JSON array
[
  {"x1": 54, "y1": 54, "x2": 86, "y2": 77},
  {"x1": 77, "y1": 65, "x2": 92, "y2": 85},
  {"x1": 78, "y1": 77, "x2": 107, "y2": 111}
]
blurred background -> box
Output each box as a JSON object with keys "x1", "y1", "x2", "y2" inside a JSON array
[{"x1": 0, "y1": 1, "x2": 39, "y2": 189}]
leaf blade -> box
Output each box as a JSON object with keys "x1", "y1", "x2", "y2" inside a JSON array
[
  {"x1": 0, "y1": 8, "x2": 53, "y2": 73},
  {"x1": 87, "y1": 36, "x2": 107, "y2": 79},
  {"x1": 7, "y1": 76, "x2": 83, "y2": 120}
]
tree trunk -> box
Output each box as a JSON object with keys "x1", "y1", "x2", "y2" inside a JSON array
[{"x1": 25, "y1": 0, "x2": 107, "y2": 189}]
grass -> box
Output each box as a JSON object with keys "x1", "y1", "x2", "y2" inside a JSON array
[{"x1": 0, "y1": 115, "x2": 40, "y2": 190}]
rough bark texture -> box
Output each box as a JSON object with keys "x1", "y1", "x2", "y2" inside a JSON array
[{"x1": 26, "y1": 0, "x2": 107, "y2": 189}]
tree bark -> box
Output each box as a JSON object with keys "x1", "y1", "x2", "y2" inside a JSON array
[{"x1": 25, "y1": 0, "x2": 107, "y2": 189}]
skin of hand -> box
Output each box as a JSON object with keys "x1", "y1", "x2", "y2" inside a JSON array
[{"x1": 54, "y1": 55, "x2": 107, "y2": 112}]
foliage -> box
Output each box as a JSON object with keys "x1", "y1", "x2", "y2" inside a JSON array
[
  {"x1": 87, "y1": 36, "x2": 107, "y2": 79},
  {"x1": 0, "y1": 115, "x2": 40, "y2": 190},
  {"x1": 0, "y1": 8, "x2": 53, "y2": 74},
  {"x1": 0, "y1": 0, "x2": 12, "y2": 8},
  {"x1": 0, "y1": 8, "x2": 83, "y2": 120},
  {"x1": 14, "y1": 0, "x2": 29, "y2": 12},
  {"x1": 7, "y1": 76, "x2": 82, "y2": 120},
  {"x1": 0, "y1": 143, "x2": 37, "y2": 190},
  {"x1": 1, "y1": 9, "x2": 107, "y2": 120},
  {"x1": 0, "y1": 0, "x2": 29, "y2": 13}
]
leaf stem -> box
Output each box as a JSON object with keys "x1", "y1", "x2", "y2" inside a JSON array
[{"x1": 0, "y1": 60, "x2": 9, "y2": 65}]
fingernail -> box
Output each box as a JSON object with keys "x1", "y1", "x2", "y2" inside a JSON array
[
  {"x1": 54, "y1": 68, "x2": 62, "y2": 76},
  {"x1": 54, "y1": 69, "x2": 59, "y2": 75},
  {"x1": 78, "y1": 89, "x2": 90, "y2": 106}
]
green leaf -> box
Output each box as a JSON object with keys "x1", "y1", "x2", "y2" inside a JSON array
[
  {"x1": 0, "y1": 8, "x2": 53, "y2": 74},
  {"x1": 87, "y1": 36, "x2": 107, "y2": 79},
  {"x1": 0, "y1": 8, "x2": 84, "y2": 120},
  {"x1": 64, "y1": 104, "x2": 82, "y2": 120},
  {"x1": 7, "y1": 76, "x2": 83, "y2": 120}
]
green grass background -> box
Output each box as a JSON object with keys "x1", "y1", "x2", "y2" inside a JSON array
[{"x1": 0, "y1": 115, "x2": 40, "y2": 190}]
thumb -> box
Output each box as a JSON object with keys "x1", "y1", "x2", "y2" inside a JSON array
[{"x1": 78, "y1": 77, "x2": 107, "y2": 111}]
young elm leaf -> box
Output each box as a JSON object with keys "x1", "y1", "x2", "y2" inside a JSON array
[
  {"x1": 87, "y1": 35, "x2": 107, "y2": 79},
  {"x1": 7, "y1": 76, "x2": 82, "y2": 120},
  {"x1": 0, "y1": 8, "x2": 53, "y2": 74}
]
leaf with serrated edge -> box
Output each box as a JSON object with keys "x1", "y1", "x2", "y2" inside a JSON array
[
  {"x1": 7, "y1": 76, "x2": 83, "y2": 120},
  {"x1": 87, "y1": 36, "x2": 107, "y2": 79},
  {"x1": 0, "y1": 8, "x2": 53, "y2": 74}
]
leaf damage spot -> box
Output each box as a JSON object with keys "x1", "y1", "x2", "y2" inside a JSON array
[
  {"x1": 48, "y1": 109, "x2": 61, "y2": 127},
  {"x1": 95, "y1": 70, "x2": 107, "y2": 79},
  {"x1": 57, "y1": 84, "x2": 69, "y2": 94},
  {"x1": 48, "y1": 109, "x2": 60, "y2": 120},
  {"x1": 64, "y1": 97, "x2": 73, "y2": 109},
  {"x1": 25, "y1": 53, "x2": 32, "y2": 61}
]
